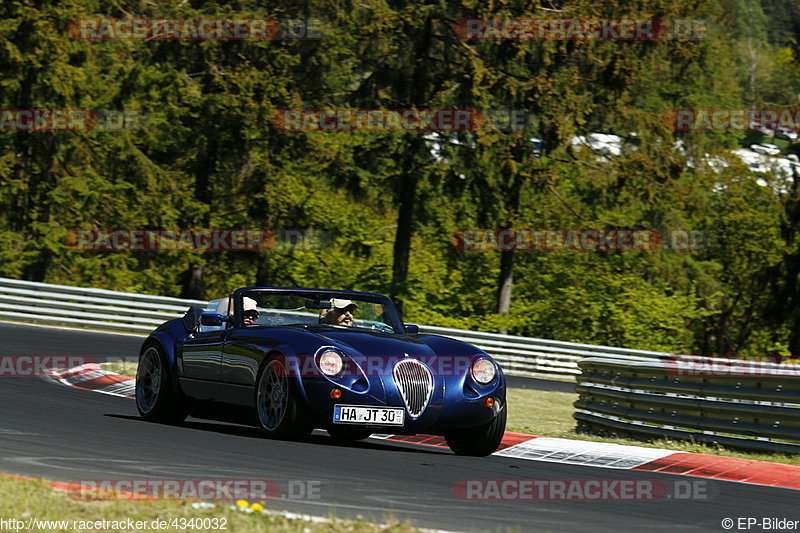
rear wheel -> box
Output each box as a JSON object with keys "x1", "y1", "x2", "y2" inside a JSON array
[
  {"x1": 255, "y1": 356, "x2": 313, "y2": 440},
  {"x1": 445, "y1": 403, "x2": 507, "y2": 456},
  {"x1": 135, "y1": 344, "x2": 186, "y2": 424},
  {"x1": 327, "y1": 426, "x2": 372, "y2": 442}
]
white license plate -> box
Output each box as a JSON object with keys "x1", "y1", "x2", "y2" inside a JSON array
[{"x1": 333, "y1": 405, "x2": 404, "y2": 426}]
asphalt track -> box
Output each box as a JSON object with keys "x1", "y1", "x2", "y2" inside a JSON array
[{"x1": 1, "y1": 322, "x2": 798, "y2": 532}]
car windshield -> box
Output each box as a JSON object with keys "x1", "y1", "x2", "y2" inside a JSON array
[{"x1": 238, "y1": 289, "x2": 402, "y2": 333}]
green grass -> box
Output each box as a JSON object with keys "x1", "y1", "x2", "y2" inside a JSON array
[
  {"x1": 102, "y1": 360, "x2": 138, "y2": 377},
  {"x1": 506, "y1": 388, "x2": 800, "y2": 467},
  {"x1": 0, "y1": 475, "x2": 419, "y2": 533}
]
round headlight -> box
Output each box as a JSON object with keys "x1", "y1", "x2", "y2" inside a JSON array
[
  {"x1": 471, "y1": 358, "x2": 496, "y2": 384},
  {"x1": 319, "y1": 350, "x2": 343, "y2": 376}
]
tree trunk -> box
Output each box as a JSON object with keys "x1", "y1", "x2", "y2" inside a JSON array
[
  {"x1": 497, "y1": 249, "x2": 515, "y2": 333},
  {"x1": 181, "y1": 264, "x2": 205, "y2": 300},
  {"x1": 388, "y1": 14, "x2": 433, "y2": 315},
  {"x1": 256, "y1": 258, "x2": 271, "y2": 287},
  {"x1": 391, "y1": 167, "x2": 419, "y2": 315},
  {"x1": 494, "y1": 143, "x2": 527, "y2": 332},
  {"x1": 179, "y1": 138, "x2": 217, "y2": 300}
]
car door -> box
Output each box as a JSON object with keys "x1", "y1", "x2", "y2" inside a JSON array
[
  {"x1": 218, "y1": 326, "x2": 285, "y2": 406},
  {"x1": 178, "y1": 298, "x2": 231, "y2": 396},
  {"x1": 180, "y1": 328, "x2": 227, "y2": 383}
]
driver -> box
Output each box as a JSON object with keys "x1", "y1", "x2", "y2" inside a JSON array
[{"x1": 320, "y1": 298, "x2": 358, "y2": 327}]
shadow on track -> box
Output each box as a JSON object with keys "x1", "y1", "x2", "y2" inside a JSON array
[{"x1": 104, "y1": 414, "x2": 451, "y2": 455}]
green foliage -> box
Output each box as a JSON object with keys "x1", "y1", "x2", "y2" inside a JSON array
[{"x1": 2, "y1": 0, "x2": 800, "y2": 356}]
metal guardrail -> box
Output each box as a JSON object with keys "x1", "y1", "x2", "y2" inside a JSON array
[
  {"x1": 419, "y1": 325, "x2": 673, "y2": 378},
  {"x1": 0, "y1": 277, "x2": 670, "y2": 378},
  {"x1": 0, "y1": 277, "x2": 205, "y2": 333},
  {"x1": 576, "y1": 354, "x2": 800, "y2": 453}
]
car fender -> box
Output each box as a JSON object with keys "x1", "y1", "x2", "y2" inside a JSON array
[
  {"x1": 249, "y1": 343, "x2": 314, "y2": 406},
  {"x1": 140, "y1": 318, "x2": 191, "y2": 396}
]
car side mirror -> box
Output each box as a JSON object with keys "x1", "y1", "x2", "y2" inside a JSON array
[
  {"x1": 201, "y1": 313, "x2": 227, "y2": 326},
  {"x1": 404, "y1": 324, "x2": 419, "y2": 334},
  {"x1": 183, "y1": 305, "x2": 205, "y2": 332}
]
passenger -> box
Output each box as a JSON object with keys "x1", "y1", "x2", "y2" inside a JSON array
[{"x1": 243, "y1": 297, "x2": 259, "y2": 326}]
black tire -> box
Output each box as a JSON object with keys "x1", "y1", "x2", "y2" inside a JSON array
[
  {"x1": 327, "y1": 426, "x2": 372, "y2": 442},
  {"x1": 255, "y1": 355, "x2": 313, "y2": 440},
  {"x1": 135, "y1": 344, "x2": 186, "y2": 424},
  {"x1": 445, "y1": 403, "x2": 507, "y2": 456}
]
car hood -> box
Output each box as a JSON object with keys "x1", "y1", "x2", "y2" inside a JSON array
[
  {"x1": 309, "y1": 327, "x2": 437, "y2": 357},
  {"x1": 296, "y1": 326, "x2": 487, "y2": 364}
]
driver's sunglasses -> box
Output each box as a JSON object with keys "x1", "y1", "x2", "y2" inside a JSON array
[{"x1": 244, "y1": 310, "x2": 259, "y2": 320}]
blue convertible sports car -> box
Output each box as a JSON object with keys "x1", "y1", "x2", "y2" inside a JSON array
[{"x1": 135, "y1": 287, "x2": 507, "y2": 456}]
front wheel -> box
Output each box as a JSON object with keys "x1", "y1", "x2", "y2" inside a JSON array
[
  {"x1": 445, "y1": 403, "x2": 507, "y2": 456},
  {"x1": 135, "y1": 344, "x2": 186, "y2": 424},
  {"x1": 255, "y1": 356, "x2": 313, "y2": 440}
]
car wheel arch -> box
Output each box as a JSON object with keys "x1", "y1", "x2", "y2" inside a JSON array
[
  {"x1": 254, "y1": 349, "x2": 314, "y2": 439},
  {"x1": 256, "y1": 350, "x2": 311, "y2": 406},
  {"x1": 141, "y1": 334, "x2": 181, "y2": 397},
  {"x1": 135, "y1": 340, "x2": 187, "y2": 424}
]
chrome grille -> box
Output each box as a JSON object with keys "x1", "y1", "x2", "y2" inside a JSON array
[{"x1": 392, "y1": 359, "x2": 433, "y2": 418}]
